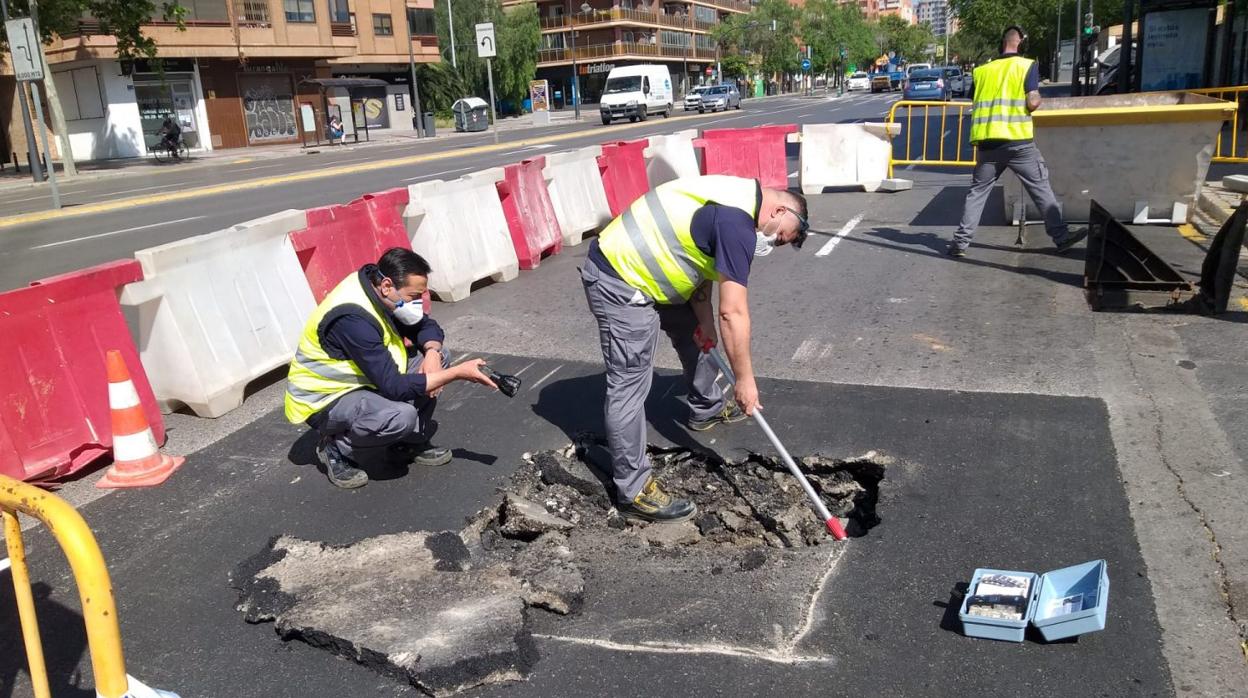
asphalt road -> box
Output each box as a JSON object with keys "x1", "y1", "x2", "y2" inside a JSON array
[
  {"x1": 1, "y1": 92, "x2": 901, "y2": 291},
  {"x1": 3, "y1": 90, "x2": 1247, "y2": 696}
]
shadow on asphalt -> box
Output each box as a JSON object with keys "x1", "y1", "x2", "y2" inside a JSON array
[
  {"x1": 0, "y1": 582, "x2": 94, "y2": 698},
  {"x1": 852, "y1": 228, "x2": 1086, "y2": 287},
  {"x1": 909, "y1": 184, "x2": 1010, "y2": 227}
]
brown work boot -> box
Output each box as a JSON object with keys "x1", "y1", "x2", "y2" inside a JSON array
[{"x1": 617, "y1": 478, "x2": 697, "y2": 524}]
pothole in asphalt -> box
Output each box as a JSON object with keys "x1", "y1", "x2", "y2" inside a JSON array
[{"x1": 233, "y1": 439, "x2": 889, "y2": 696}]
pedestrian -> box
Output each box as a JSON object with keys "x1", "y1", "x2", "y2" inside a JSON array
[
  {"x1": 581, "y1": 175, "x2": 809, "y2": 523},
  {"x1": 949, "y1": 25, "x2": 1087, "y2": 257},
  {"x1": 327, "y1": 114, "x2": 344, "y2": 141},
  {"x1": 284, "y1": 248, "x2": 498, "y2": 489}
]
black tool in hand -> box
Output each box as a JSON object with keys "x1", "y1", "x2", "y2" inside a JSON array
[{"x1": 479, "y1": 364, "x2": 521, "y2": 398}]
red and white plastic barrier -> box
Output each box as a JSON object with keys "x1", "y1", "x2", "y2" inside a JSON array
[
  {"x1": 542, "y1": 145, "x2": 613, "y2": 247},
  {"x1": 644, "y1": 129, "x2": 701, "y2": 186},
  {"x1": 597, "y1": 140, "x2": 651, "y2": 217},
  {"x1": 404, "y1": 172, "x2": 520, "y2": 302},
  {"x1": 496, "y1": 157, "x2": 563, "y2": 270},
  {"x1": 794, "y1": 122, "x2": 901, "y2": 194},
  {"x1": 695, "y1": 124, "x2": 797, "y2": 189},
  {"x1": 0, "y1": 260, "x2": 166, "y2": 482}
]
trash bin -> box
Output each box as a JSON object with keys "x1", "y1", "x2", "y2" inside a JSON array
[
  {"x1": 424, "y1": 112, "x2": 436, "y2": 138},
  {"x1": 452, "y1": 97, "x2": 490, "y2": 132}
]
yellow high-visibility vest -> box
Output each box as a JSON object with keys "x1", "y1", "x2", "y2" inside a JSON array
[
  {"x1": 284, "y1": 271, "x2": 408, "y2": 424},
  {"x1": 970, "y1": 55, "x2": 1035, "y2": 143},
  {"x1": 597, "y1": 175, "x2": 760, "y2": 304}
]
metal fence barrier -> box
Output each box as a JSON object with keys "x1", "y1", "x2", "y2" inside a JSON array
[
  {"x1": 1184, "y1": 85, "x2": 1248, "y2": 163},
  {"x1": 2, "y1": 474, "x2": 130, "y2": 698},
  {"x1": 885, "y1": 99, "x2": 977, "y2": 177}
]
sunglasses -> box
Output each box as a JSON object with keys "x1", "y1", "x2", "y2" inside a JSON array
[{"x1": 780, "y1": 206, "x2": 810, "y2": 249}]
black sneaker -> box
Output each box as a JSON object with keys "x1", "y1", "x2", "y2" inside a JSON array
[
  {"x1": 1053, "y1": 227, "x2": 1089, "y2": 253},
  {"x1": 317, "y1": 438, "x2": 368, "y2": 489},
  {"x1": 391, "y1": 442, "x2": 453, "y2": 467},
  {"x1": 617, "y1": 479, "x2": 697, "y2": 523},
  {"x1": 946, "y1": 243, "x2": 967, "y2": 258},
  {"x1": 687, "y1": 400, "x2": 747, "y2": 432}
]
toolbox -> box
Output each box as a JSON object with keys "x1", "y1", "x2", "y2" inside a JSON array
[{"x1": 958, "y1": 560, "x2": 1109, "y2": 643}]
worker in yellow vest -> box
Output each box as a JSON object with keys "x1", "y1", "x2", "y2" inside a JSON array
[
  {"x1": 950, "y1": 25, "x2": 1088, "y2": 257},
  {"x1": 285, "y1": 248, "x2": 497, "y2": 489},
  {"x1": 582, "y1": 175, "x2": 809, "y2": 523}
]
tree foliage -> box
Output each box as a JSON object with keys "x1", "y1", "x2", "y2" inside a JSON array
[
  {"x1": 430, "y1": 0, "x2": 539, "y2": 113},
  {"x1": 714, "y1": 0, "x2": 801, "y2": 78},
  {"x1": 949, "y1": 0, "x2": 1127, "y2": 71},
  {"x1": 800, "y1": 0, "x2": 875, "y2": 73},
  {"x1": 496, "y1": 1, "x2": 540, "y2": 107},
  {"x1": 876, "y1": 14, "x2": 935, "y2": 64},
  {"x1": 2, "y1": 0, "x2": 186, "y2": 61}
]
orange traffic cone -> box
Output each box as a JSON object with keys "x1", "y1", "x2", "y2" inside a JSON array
[{"x1": 97, "y1": 350, "x2": 184, "y2": 489}]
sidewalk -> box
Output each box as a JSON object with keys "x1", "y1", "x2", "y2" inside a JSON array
[{"x1": 0, "y1": 109, "x2": 583, "y2": 193}]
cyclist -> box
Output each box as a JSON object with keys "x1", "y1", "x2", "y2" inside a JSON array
[{"x1": 158, "y1": 114, "x2": 183, "y2": 158}]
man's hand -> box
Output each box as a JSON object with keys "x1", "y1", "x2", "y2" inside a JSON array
[
  {"x1": 456, "y1": 359, "x2": 498, "y2": 390},
  {"x1": 419, "y1": 347, "x2": 445, "y2": 397},
  {"x1": 694, "y1": 324, "x2": 717, "y2": 351},
  {"x1": 734, "y1": 374, "x2": 762, "y2": 416}
]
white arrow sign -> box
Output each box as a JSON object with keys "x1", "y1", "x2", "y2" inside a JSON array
[
  {"x1": 5, "y1": 18, "x2": 44, "y2": 82},
  {"x1": 475, "y1": 22, "x2": 496, "y2": 59}
]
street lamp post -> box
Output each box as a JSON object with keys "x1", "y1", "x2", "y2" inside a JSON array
[
  {"x1": 684, "y1": 12, "x2": 690, "y2": 94},
  {"x1": 569, "y1": 2, "x2": 592, "y2": 120}
]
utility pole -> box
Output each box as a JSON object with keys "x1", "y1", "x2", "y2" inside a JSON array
[
  {"x1": 448, "y1": 0, "x2": 457, "y2": 68},
  {"x1": 28, "y1": 0, "x2": 75, "y2": 176},
  {"x1": 1071, "y1": 0, "x2": 1082, "y2": 96},
  {"x1": 407, "y1": 11, "x2": 425, "y2": 137},
  {"x1": 1056, "y1": 3, "x2": 1062, "y2": 82},
  {"x1": 1, "y1": 0, "x2": 43, "y2": 183}
]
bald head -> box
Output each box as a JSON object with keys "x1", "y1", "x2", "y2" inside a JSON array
[{"x1": 1002, "y1": 27, "x2": 1024, "y2": 51}]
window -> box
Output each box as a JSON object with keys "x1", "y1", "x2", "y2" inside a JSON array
[
  {"x1": 373, "y1": 13, "x2": 394, "y2": 36},
  {"x1": 240, "y1": 0, "x2": 269, "y2": 23},
  {"x1": 327, "y1": 0, "x2": 349, "y2": 23},
  {"x1": 407, "y1": 7, "x2": 436, "y2": 36},
  {"x1": 52, "y1": 67, "x2": 104, "y2": 121},
  {"x1": 693, "y1": 5, "x2": 716, "y2": 23},
  {"x1": 284, "y1": 0, "x2": 314, "y2": 22},
  {"x1": 179, "y1": 0, "x2": 229, "y2": 21}
]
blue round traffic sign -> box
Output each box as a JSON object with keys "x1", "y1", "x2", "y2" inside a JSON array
[{"x1": 801, "y1": 58, "x2": 811, "y2": 71}]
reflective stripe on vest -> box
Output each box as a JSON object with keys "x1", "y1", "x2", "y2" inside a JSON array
[
  {"x1": 284, "y1": 272, "x2": 408, "y2": 424},
  {"x1": 969, "y1": 56, "x2": 1034, "y2": 143},
  {"x1": 597, "y1": 175, "x2": 760, "y2": 304}
]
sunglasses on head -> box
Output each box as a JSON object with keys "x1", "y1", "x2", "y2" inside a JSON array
[{"x1": 781, "y1": 206, "x2": 810, "y2": 249}]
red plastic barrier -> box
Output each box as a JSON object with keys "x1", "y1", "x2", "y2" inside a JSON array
[
  {"x1": 597, "y1": 140, "x2": 651, "y2": 217},
  {"x1": 496, "y1": 157, "x2": 563, "y2": 270},
  {"x1": 291, "y1": 187, "x2": 431, "y2": 312},
  {"x1": 0, "y1": 260, "x2": 166, "y2": 482},
  {"x1": 694, "y1": 124, "x2": 798, "y2": 189}
]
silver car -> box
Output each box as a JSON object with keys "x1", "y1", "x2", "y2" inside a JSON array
[
  {"x1": 683, "y1": 85, "x2": 710, "y2": 111},
  {"x1": 698, "y1": 84, "x2": 740, "y2": 112}
]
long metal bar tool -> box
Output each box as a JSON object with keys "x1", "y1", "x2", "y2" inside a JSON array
[{"x1": 697, "y1": 332, "x2": 848, "y2": 541}]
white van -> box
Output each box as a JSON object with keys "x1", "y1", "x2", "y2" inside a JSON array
[{"x1": 599, "y1": 65, "x2": 674, "y2": 124}]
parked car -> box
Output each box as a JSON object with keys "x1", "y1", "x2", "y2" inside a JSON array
[
  {"x1": 870, "y1": 74, "x2": 892, "y2": 93},
  {"x1": 683, "y1": 85, "x2": 710, "y2": 111},
  {"x1": 698, "y1": 84, "x2": 740, "y2": 112},
  {"x1": 942, "y1": 66, "x2": 966, "y2": 97},
  {"x1": 847, "y1": 72, "x2": 871, "y2": 92},
  {"x1": 902, "y1": 68, "x2": 950, "y2": 101}
]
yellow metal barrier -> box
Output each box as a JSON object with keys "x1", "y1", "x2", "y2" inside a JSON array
[
  {"x1": 1184, "y1": 85, "x2": 1248, "y2": 163},
  {"x1": 885, "y1": 100, "x2": 978, "y2": 177},
  {"x1": 1, "y1": 474, "x2": 130, "y2": 698}
]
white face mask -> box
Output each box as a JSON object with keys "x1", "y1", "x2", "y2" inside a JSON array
[
  {"x1": 384, "y1": 281, "x2": 425, "y2": 326},
  {"x1": 753, "y1": 216, "x2": 783, "y2": 257}
]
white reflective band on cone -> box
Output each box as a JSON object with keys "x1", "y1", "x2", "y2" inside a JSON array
[{"x1": 107, "y1": 674, "x2": 181, "y2": 698}]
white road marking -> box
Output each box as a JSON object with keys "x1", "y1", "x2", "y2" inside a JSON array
[
  {"x1": 0, "y1": 558, "x2": 9, "y2": 573},
  {"x1": 814, "y1": 212, "x2": 864, "y2": 257},
  {"x1": 791, "y1": 338, "x2": 821, "y2": 362},
  {"x1": 30, "y1": 215, "x2": 207, "y2": 250},
  {"x1": 232, "y1": 162, "x2": 293, "y2": 173},
  {"x1": 528, "y1": 365, "x2": 562, "y2": 391},
  {"x1": 788, "y1": 170, "x2": 799, "y2": 178},
  {"x1": 534, "y1": 634, "x2": 835, "y2": 665},
  {"x1": 512, "y1": 361, "x2": 538, "y2": 377},
  {"x1": 402, "y1": 166, "x2": 474, "y2": 183}
]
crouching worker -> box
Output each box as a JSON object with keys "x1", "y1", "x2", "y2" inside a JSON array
[{"x1": 284, "y1": 248, "x2": 497, "y2": 489}]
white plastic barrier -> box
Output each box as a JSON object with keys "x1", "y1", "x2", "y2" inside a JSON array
[
  {"x1": 644, "y1": 129, "x2": 701, "y2": 186},
  {"x1": 404, "y1": 170, "x2": 520, "y2": 302},
  {"x1": 542, "y1": 145, "x2": 612, "y2": 247},
  {"x1": 120, "y1": 209, "x2": 315, "y2": 418},
  {"x1": 795, "y1": 122, "x2": 900, "y2": 194}
]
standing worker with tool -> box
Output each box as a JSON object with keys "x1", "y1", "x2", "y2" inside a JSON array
[
  {"x1": 948, "y1": 25, "x2": 1087, "y2": 258},
  {"x1": 581, "y1": 175, "x2": 809, "y2": 523},
  {"x1": 284, "y1": 248, "x2": 498, "y2": 489}
]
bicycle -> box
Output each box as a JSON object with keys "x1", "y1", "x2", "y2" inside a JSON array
[{"x1": 153, "y1": 136, "x2": 190, "y2": 163}]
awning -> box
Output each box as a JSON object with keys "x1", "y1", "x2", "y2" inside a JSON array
[{"x1": 298, "y1": 78, "x2": 390, "y2": 92}]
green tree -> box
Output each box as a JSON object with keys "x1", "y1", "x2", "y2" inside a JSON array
[
  {"x1": 949, "y1": 0, "x2": 1127, "y2": 73},
  {"x1": 715, "y1": 0, "x2": 801, "y2": 84},
  {"x1": 3, "y1": 0, "x2": 186, "y2": 61},
  {"x1": 801, "y1": 0, "x2": 875, "y2": 74},
  {"x1": 876, "y1": 14, "x2": 935, "y2": 65},
  {"x1": 496, "y1": 1, "x2": 540, "y2": 109}
]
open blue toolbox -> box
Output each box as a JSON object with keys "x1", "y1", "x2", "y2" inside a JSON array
[{"x1": 958, "y1": 560, "x2": 1109, "y2": 642}]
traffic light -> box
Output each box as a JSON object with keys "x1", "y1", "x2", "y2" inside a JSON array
[{"x1": 1082, "y1": 12, "x2": 1100, "y2": 45}]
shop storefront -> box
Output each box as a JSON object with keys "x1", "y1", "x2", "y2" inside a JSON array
[
  {"x1": 130, "y1": 59, "x2": 208, "y2": 151},
  {"x1": 197, "y1": 59, "x2": 322, "y2": 149}
]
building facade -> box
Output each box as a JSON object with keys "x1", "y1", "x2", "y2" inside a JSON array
[
  {"x1": 502, "y1": 0, "x2": 754, "y2": 107},
  {"x1": 1, "y1": 0, "x2": 439, "y2": 162},
  {"x1": 876, "y1": 0, "x2": 915, "y2": 25},
  {"x1": 916, "y1": 0, "x2": 954, "y2": 36}
]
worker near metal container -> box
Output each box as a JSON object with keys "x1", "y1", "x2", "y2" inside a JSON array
[
  {"x1": 284, "y1": 247, "x2": 497, "y2": 489},
  {"x1": 949, "y1": 25, "x2": 1088, "y2": 257},
  {"x1": 581, "y1": 175, "x2": 809, "y2": 523}
]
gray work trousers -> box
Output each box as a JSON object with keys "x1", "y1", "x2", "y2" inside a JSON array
[
  {"x1": 580, "y1": 262, "x2": 726, "y2": 502},
  {"x1": 313, "y1": 350, "x2": 450, "y2": 463},
  {"x1": 954, "y1": 141, "x2": 1069, "y2": 248}
]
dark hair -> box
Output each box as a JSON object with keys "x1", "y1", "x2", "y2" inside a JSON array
[
  {"x1": 377, "y1": 247, "x2": 431, "y2": 287},
  {"x1": 784, "y1": 190, "x2": 808, "y2": 223}
]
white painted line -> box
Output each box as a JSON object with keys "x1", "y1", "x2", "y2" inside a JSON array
[
  {"x1": 528, "y1": 365, "x2": 562, "y2": 391},
  {"x1": 534, "y1": 634, "x2": 835, "y2": 665},
  {"x1": 30, "y1": 215, "x2": 207, "y2": 250},
  {"x1": 232, "y1": 162, "x2": 292, "y2": 173},
  {"x1": 401, "y1": 167, "x2": 473, "y2": 183},
  {"x1": 788, "y1": 170, "x2": 799, "y2": 178},
  {"x1": 512, "y1": 361, "x2": 538, "y2": 377},
  {"x1": 814, "y1": 212, "x2": 864, "y2": 257},
  {"x1": 790, "y1": 338, "x2": 820, "y2": 362},
  {"x1": 0, "y1": 558, "x2": 9, "y2": 573}
]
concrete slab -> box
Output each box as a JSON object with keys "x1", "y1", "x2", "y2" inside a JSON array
[{"x1": 0, "y1": 354, "x2": 1171, "y2": 696}]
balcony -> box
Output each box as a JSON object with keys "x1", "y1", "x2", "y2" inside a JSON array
[
  {"x1": 331, "y1": 22, "x2": 356, "y2": 37},
  {"x1": 538, "y1": 41, "x2": 718, "y2": 64},
  {"x1": 540, "y1": 7, "x2": 728, "y2": 31}
]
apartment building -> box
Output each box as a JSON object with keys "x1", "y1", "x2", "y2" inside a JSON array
[
  {"x1": 915, "y1": 0, "x2": 954, "y2": 36},
  {"x1": 876, "y1": 0, "x2": 914, "y2": 25},
  {"x1": 1, "y1": 0, "x2": 439, "y2": 161},
  {"x1": 502, "y1": 0, "x2": 754, "y2": 107}
]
